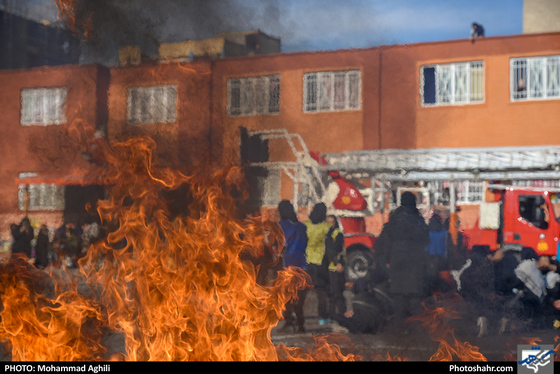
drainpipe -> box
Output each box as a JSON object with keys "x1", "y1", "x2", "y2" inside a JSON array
[{"x1": 378, "y1": 47, "x2": 383, "y2": 150}]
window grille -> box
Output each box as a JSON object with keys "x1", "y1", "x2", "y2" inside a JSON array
[
  {"x1": 227, "y1": 75, "x2": 280, "y2": 116},
  {"x1": 426, "y1": 180, "x2": 485, "y2": 205},
  {"x1": 512, "y1": 180, "x2": 560, "y2": 188},
  {"x1": 511, "y1": 55, "x2": 560, "y2": 101},
  {"x1": 421, "y1": 61, "x2": 484, "y2": 106},
  {"x1": 18, "y1": 184, "x2": 65, "y2": 211},
  {"x1": 21, "y1": 87, "x2": 67, "y2": 125},
  {"x1": 303, "y1": 70, "x2": 361, "y2": 112},
  {"x1": 456, "y1": 180, "x2": 486, "y2": 204},
  {"x1": 127, "y1": 85, "x2": 177, "y2": 124}
]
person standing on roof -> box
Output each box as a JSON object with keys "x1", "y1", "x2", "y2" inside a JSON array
[
  {"x1": 278, "y1": 200, "x2": 308, "y2": 332},
  {"x1": 471, "y1": 23, "x2": 485, "y2": 40},
  {"x1": 304, "y1": 202, "x2": 332, "y2": 326}
]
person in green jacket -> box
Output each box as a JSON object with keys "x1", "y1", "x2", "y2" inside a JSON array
[{"x1": 304, "y1": 202, "x2": 331, "y2": 325}]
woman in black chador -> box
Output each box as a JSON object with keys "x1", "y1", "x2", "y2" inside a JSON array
[{"x1": 374, "y1": 192, "x2": 431, "y2": 329}]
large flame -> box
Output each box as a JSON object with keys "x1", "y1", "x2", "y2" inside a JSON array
[
  {"x1": 0, "y1": 136, "x2": 324, "y2": 361},
  {"x1": 0, "y1": 133, "x2": 539, "y2": 362},
  {"x1": 54, "y1": 0, "x2": 94, "y2": 40}
]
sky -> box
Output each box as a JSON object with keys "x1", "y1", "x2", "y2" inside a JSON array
[{"x1": 1, "y1": 0, "x2": 524, "y2": 58}]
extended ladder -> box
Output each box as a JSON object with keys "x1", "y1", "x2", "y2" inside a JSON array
[
  {"x1": 247, "y1": 129, "x2": 560, "y2": 215},
  {"x1": 324, "y1": 146, "x2": 560, "y2": 182}
]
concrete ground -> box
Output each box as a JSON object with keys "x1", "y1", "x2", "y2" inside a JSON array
[
  {"x1": 2, "y1": 267, "x2": 559, "y2": 362},
  {"x1": 270, "y1": 288, "x2": 560, "y2": 361}
]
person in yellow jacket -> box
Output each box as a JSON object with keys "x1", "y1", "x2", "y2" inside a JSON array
[{"x1": 304, "y1": 202, "x2": 332, "y2": 325}]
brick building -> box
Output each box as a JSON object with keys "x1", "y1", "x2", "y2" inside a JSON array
[
  {"x1": 524, "y1": 0, "x2": 560, "y2": 34},
  {"x1": 0, "y1": 64, "x2": 108, "y2": 237},
  {"x1": 212, "y1": 32, "x2": 560, "y2": 216},
  {"x1": 0, "y1": 31, "x2": 559, "y2": 239}
]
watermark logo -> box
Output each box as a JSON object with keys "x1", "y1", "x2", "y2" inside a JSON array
[{"x1": 518, "y1": 345, "x2": 554, "y2": 374}]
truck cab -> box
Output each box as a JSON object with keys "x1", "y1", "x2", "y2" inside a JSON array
[{"x1": 464, "y1": 186, "x2": 560, "y2": 256}]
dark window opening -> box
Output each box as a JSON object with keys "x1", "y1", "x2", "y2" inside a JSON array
[{"x1": 423, "y1": 67, "x2": 436, "y2": 105}]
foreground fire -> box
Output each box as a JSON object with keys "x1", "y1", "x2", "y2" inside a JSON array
[
  {"x1": 409, "y1": 294, "x2": 487, "y2": 361},
  {"x1": 0, "y1": 136, "x2": 339, "y2": 361},
  {"x1": 0, "y1": 135, "x2": 529, "y2": 362}
]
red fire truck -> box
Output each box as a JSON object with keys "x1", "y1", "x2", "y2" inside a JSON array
[
  {"x1": 246, "y1": 129, "x2": 560, "y2": 281},
  {"x1": 463, "y1": 184, "x2": 560, "y2": 256}
]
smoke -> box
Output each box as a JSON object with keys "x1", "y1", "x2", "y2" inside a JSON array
[
  {"x1": 65, "y1": 0, "x2": 289, "y2": 66},
  {"x1": 4, "y1": 0, "x2": 387, "y2": 66}
]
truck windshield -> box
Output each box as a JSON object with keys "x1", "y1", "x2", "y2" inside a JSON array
[{"x1": 518, "y1": 195, "x2": 549, "y2": 229}]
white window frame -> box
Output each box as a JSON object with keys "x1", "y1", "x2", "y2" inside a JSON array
[
  {"x1": 510, "y1": 55, "x2": 560, "y2": 101},
  {"x1": 454, "y1": 180, "x2": 486, "y2": 205},
  {"x1": 18, "y1": 183, "x2": 65, "y2": 211},
  {"x1": 257, "y1": 169, "x2": 281, "y2": 207},
  {"x1": 227, "y1": 75, "x2": 280, "y2": 117},
  {"x1": 303, "y1": 70, "x2": 361, "y2": 113},
  {"x1": 127, "y1": 85, "x2": 177, "y2": 125},
  {"x1": 20, "y1": 87, "x2": 67, "y2": 126},
  {"x1": 420, "y1": 61, "x2": 484, "y2": 106}
]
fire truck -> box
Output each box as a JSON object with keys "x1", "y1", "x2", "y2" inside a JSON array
[
  {"x1": 463, "y1": 184, "x2": 560, "y2": 256},
  {"x1": 245, "y1": 129, "x2": 560, "y2": 281}
]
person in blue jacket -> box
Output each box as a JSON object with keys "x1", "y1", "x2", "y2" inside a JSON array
[{"x1": 278, "y1": 200, "x2": 308, "y2": 332}]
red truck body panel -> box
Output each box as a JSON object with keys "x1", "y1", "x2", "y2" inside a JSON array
[{"x1": 463, "y1": 188, "x2": 560, "y2": 256}]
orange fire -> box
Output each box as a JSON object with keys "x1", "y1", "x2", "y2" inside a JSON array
[
  {"x1": 430, "y1": 331, "x2": 487, "y2": 361},
  {"x1": 0, "y1": 132, "x2": 530, "y2": 362},
  {"x1": 409, "y1": 295, "x2": 488, "y2": 362},
  {"x1": 276, "y1": 334, "x2": 359, "y2": 361},
  {"x1": 54, "y1": 0, "x2": 94, "y2": 40},
  {"x1": 0, "y1": 135, "x2": 360, "y2": 361}
]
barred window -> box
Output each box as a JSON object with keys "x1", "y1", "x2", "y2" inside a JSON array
[
  {"x1": 511, "y1": 55, "x2": 560, "y2": 101},
  {"x1": 18, "y1": 183, "x2": 65, "y2": 211},
  {"x1": 455, "y1": 180, "x2": 486, "y2": 204},
  {"x1": 127, "y1": 85, "x2": 177, "y2": 124},
  {"x1": 421, "y1": 61, "x2": 484, "y2": 106},
  {"x1": 227, "y1": 75, "x2": 280, "y2": 116},
  {"x1": 21, "y1": 87, "x2": 67, "y2": 125},
  {"x1": 303, "y1": 70, "x2": 361, "y2": 112}
]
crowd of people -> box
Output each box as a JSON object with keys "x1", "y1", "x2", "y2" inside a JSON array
[
  {"x1": 272, "y1": 192, "x2": 560, "y2": 337},
  {"x1": 274, "y1": 200, "x2": 347, "y2": 333},
  {"x1": 8, "y1": 216, "x2": 103, "y2": 269},
  {"x1": 8, "y1": 191, "x2": 560, "y2": 337}
]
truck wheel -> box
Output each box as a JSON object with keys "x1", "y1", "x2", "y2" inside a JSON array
[{"x1": 346, "y1": 248, "x2": 373, "y2": 283}]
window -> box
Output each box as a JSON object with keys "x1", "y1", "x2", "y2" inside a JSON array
[
  {"x1": 303, "y1": 70, "x2": 361, "y2": 112},
  {"x1": 18, "y1": 183, "x2": 65, "y2": 211},
  {"x1": 455, "y1": 180, "x2": 486, "y2": 204},
  {"x1": 511, "y1": 55, "x2": 560, "y2": 101},
  {"x1": 127, "y1": 85, "x2": 177, "y2": 124},
  {"x1": 21, "y1": 87, "x2": 67, "y2": 125},
  {"x1": 518, "y1": 194, "x2": 548, "y2": 229},
  {"x1": 258, "y1": 169, "x2": 280, "y2": 207},
  {"x1": 421, "y1": 61, "x2": 484, "y2": 106},
  {"x1": 227, "y1": 75, "x2": 280, "y2": 116}
]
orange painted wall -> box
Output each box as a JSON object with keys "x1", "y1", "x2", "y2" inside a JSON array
[
  {"x1": 1, "y1": 32, "x2": 560, "y2": 236},
  {"x1": 211, "y1": 48, "x2": 381, "y2": 164},
  {"x1": 0, "y1": 64, "x2": 107, "y2": 238},
  {"x1": 107, "y1": 61, "x2": 213, "y2": 172},
  {"x1": 211, "y1": 32, "x2": 560, "y2": 160},
  {"x1": 378, "y1": 33, "x2": 560, "y2": 150}
]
